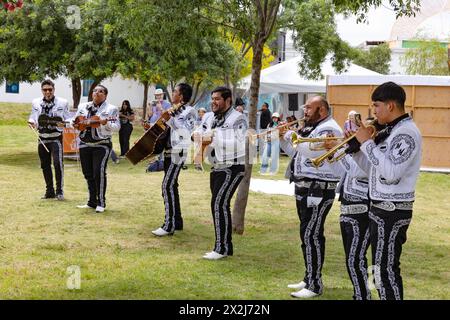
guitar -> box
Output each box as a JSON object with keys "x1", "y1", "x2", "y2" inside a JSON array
[
  {"x1": 126, "y1": 103, "x2": 185, "y2": 165},
  {"x1": 38, "y1": 114, "x2": 70, "y2": 128},
  {"x1": 73, "y1": 115, "x2": 117, "y2": 131}
]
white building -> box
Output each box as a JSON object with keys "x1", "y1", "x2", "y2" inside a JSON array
[{"x1": 0, "y1": 75, "x2": 150, "y2": 110}]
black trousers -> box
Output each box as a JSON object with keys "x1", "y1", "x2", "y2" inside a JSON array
[
  {"x1": 79, "y1": 143, "x2": 111, "y2": 208},
  {"x1": 209, "y1": 165, "x2": 245, "y2": 256},
  {"x1": 339, "y1": 199, "x2": 371, "y2": 300},
  {"x1": 295, "y1": 182, "x2": 336, "y2": 294},
  {"x1": 369, "y1": 203, "x2": 412, "y2": 300},
  {"x1": 119, "y1": 123, "x2": 133, "y2": 156},
  {"x1": 160, "y1": 153, "x2": 185, "y2": 233},
  {"x1": 38, "y1": 136, "x2": 64, "y2": 196}
]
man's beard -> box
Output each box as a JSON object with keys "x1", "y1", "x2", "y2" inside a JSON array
[{"x1": 305, "y1": 109, "x2": 321, "y2": 126}]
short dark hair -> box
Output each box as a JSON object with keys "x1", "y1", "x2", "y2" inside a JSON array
[
  {"x1": 235, "y1": 97, "x2": 245, "y2": 106},
  {"x1": 41, "y1": 79, "x2": 55, "y2": 88},
  {"x1": 211, "y1": 86, "x2": 232, "y2": 102},
  {"x1": 176, "y1": 83, "x2": 193, "y2": 103},
  {"x1": 96, "y1": 84, "x2": 108, "y2": 96},
  {"x1": 371, "y1": 82, "x2": 406, "y2": 109}
]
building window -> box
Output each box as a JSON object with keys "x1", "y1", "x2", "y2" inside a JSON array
[
  {"x1": 82, "y1": 79, "x2": 94, "y2": 97},
  {"x1": 5, "y1": 81, "x2": 19, "y2": 94}
]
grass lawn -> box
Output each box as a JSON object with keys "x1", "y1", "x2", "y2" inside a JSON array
[{"x1": 0, "y1": 103, "x2": 449, "y2": 300}]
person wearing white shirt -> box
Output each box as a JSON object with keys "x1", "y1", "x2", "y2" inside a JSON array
[
  {"x1": 327, "y1": 152, "x2": 372, "y2": 300},
  {"x1": 28, "y1": 79, "x2": 71, "y2": 201},
  {"x1": 352, "y1": 82, "x2": 422, "y2": 300},
  {"x1": 73, "y1": 85, "x2": 120, "y2": 213},
  {"x1": 280, "y1": 96, "x2": 342, "y2": 298},
  {"x1": 151, "y1": 83, "x2": 197, "y2": 237},
  {"x1": 193, "y1": 87, "x2": 247, "y2": 260}
]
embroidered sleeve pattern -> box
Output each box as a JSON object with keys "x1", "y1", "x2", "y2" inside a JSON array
[{"x1": 364, "y1": 141, "x2": 379, "y2": 166}]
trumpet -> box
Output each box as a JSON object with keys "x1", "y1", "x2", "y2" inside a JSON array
[
  {"x1": 310, "y1": 122, "x2": 377, "y2": 168},
  {"x1": 253, "y1": 117, "x2": 305, "y2": 139},
  {"x1": 291, "y1": 132, "x2": 344, "y2": 150}
]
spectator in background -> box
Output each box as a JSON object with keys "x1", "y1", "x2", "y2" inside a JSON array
[
  {"x1": 118, "y1": 100, "x2": 135, "y2": 157},
  {"x1": 260, "y1": 112, "x2": 281, "y2": 175},
  {"x1": 147, "y1": 88, "x2": 171, "y2": 125},
  {"x1": 235, "y1": 97, "x2": 245, "y2": 114},
  {"x1": 259, "y1": 102, "x2": 272, "y2": 130},
  {"x1": 145, "y1": 89, "x2": 171, "y2": 169},
  {"x1": 258, "y1": 102, "x2": 272, "y2": 157},
  {"x1": 196, "y1": 107, "x2": 207, "y2": 126}
]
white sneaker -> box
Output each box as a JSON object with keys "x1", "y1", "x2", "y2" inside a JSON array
[
  {"x1": 77, "y1": 204, "x2": 95, "y2": 209},
  {"x1": 203, "y1": 251, "x2": 227, "y2": 260},
  {"x1": 287, "y1": 281, "x2": 307, "y2": 290},
  {"x1": 95, "y1": 206, "x2": 105, "y2": 213},
  {"x1": 151, "y1": 227, "x2": 172, "y2": 237},
  {"x1": 290, "y1": 288, "x2": 319, "y2": 298}
]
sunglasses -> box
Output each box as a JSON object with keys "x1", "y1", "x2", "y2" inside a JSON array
[
  {"x1": 42, "y1": 88, "x2": 54, "y2": 92},
  {"x1": 93, "y1": 89, "x2": 105, "y2": 93}
]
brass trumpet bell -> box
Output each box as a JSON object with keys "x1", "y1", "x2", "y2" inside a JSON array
[
  {"x1": 291, "y1": 132, "x2": 344, "y2": 150},
  {"x1": 310, "y1": 124, "x2": 377, "y2": 168}
]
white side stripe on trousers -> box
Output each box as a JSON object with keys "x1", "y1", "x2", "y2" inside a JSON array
[
  {"x1": 221, "y1": 171, "x2": 244, "y2": 254},
  {"x1": 388, "y1": 218, "x2": 411, "y2": 300}
]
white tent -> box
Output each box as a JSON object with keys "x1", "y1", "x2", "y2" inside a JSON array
[{"x1": 239, "y1": 55, "x2": 381, "y2": 94}]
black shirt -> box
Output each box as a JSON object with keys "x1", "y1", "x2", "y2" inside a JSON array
[{"x1": 260, "y1": 109, "x2": 272, "y2": 129}]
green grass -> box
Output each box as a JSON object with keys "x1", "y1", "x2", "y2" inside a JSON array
[{"x1": 0, "y1": 104, "x2": 449, "y2": 300}]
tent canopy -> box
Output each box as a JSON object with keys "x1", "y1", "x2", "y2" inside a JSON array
[{"x1": 239, "y1": 55, "x2": 381, "y2": 94}]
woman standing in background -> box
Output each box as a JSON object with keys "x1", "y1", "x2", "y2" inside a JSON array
[{"x1": 118, "y1": 100, "x2": 135, "y2": 157}]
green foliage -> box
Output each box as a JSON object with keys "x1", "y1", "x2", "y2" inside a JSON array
[
  {"x1": 332, "y1": 0, "x2": 420, "y2": 22},
  {"x1": 400, "y1": 39, "x2": 450, "y2": 75},
  {"x1": 353, "y1": 43, "x2": 391, "y2": 74},
  {"x1": 283, "y1": 0, "x2": 356, "y2": 80},
  {"x1": 0, "y1": 0, "x2": 78, "y2": 83},
  {"x1": 92, "y1": 0, "x2": 240, "y2": 103}
]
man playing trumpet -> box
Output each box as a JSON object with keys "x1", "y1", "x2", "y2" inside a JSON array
[
  {"x1": 321, "y1": 111, "x2": 374, "y2": 300},
  {"x1": 350, "y1": 82, "x2": 422, "y2": 300},
  {"x1": 279, "y1": 96, "x2": 342, "y2": 298}
]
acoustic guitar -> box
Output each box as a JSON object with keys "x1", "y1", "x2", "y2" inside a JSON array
[{"x1": 125, "y1": 103, "x2": 184, "y2": 165}]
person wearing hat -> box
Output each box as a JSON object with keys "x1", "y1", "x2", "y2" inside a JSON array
[
  {"x1": 147, "y1": 88, "x2": 171, "y2": 125},
  {"x1": 260, "y1": 112, "x2": 281, "y2": 175},
  {"x1": 145, "y1": 88, "x2": 172, "y2": 169},
  {"x1": 196, "y1": 107, "x2": 207, "y2": 126}
]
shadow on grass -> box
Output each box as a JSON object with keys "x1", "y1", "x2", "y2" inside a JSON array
[{"x1": 0, "y1": 151, "x2": 39, "y2": 168}]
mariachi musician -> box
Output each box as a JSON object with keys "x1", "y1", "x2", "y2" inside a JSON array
[
  {"x1": 192, "y1": 86, "x2": 247, "y2": 260},
  {"x1": 151, "y1": 83, "x2": 197, "y2": 237},
  {"x1": 320, "y1": 111, "x2": 382, "y2": 300},
  {"x1": 350, "y1": 82, "x2": 422, "y2": 300},
  {"x1": 28, "y1": 79, "x2": 71, "y2": 201},
  {"x1": 279, "y1": 95, "x2": 342, "y2": 299},
  {"x1": 73, "y1": 85, "x2": 120, "y2": 213}
]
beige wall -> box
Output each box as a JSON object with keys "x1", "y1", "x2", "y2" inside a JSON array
[{"x1": 327, "y1": 84, "x2": 450, "y2": 168}]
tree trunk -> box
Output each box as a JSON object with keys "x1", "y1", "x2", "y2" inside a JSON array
[
  {"x1": 232, "y1": 37, "x2": 265, "y2": 235},
  {"x1": 142, "y1": 80, "x2": 149, "y2": 120},
  {"x1": 87, "y1": 79, "x2": 101, "y2": 102},
  {"x1": 191, "y1": 80, "x2": 202, "y2": 105},
  {"x1": 71, "y1": 77, "x2": 82, "y2": 110}
]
